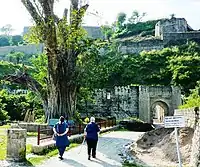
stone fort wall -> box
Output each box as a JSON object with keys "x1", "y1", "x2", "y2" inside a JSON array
[
  {"x1": 88, "y1": 86, "x2": 139, "y2": 119},
  {"x1": 120, "y1": 39, "x2": 164, "y2": 54},
  {"x1": 120, "y1": 31, "x2": 200, "y2": 54},
  {"x1": 0, "y1": 44, "x2": 44, "y2": 59},
  {"x1": 162, "y1": 32, "x2": 200, "y2": 41},
  {"x1": 1, "y1": 18, "x2": 200, "y2": 56},
  {"x1": 0, "y1": 26, "x2": 104, "y2": 58},
  {"x1": 81, "y1": 85, "x2": 181, "y2": 123},
  {"x1": 174, "y1": 107, "x2": 200, "y2": 166},
  {"x1": 120, "y1": 17, "x2": 200, "y2": 54}
]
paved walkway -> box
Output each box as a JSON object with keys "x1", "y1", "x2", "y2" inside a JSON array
[{"x1": 38, "y1": 131, "x2": 143, "y2": 167}]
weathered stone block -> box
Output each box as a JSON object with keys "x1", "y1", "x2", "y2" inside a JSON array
[{"x1": 7, "y1": 129, "x2": 27, "y2": 162}]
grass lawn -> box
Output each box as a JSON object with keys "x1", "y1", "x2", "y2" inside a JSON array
[
  {"x1": 27, "y1": 132, "x2": 38, "y2": 137},
  {"x1": 0, "y1": 135, "x2": 6, "y2": 160},
  {"x1": 0, "y1": 124, "x2": 11, "y2": 129}
]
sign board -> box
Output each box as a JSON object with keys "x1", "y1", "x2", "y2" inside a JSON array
[{"x1": 164, "y1": 116, "x2": 185, "y2": 128}]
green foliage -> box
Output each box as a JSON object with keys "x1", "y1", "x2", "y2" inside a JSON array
[
  {"x1": 0, "y1": 35, "x2": 24, "y2": 47},
  {"x1": 168, "y1": 42, "x2": 200, "y2": 93},
  {"x1": 0, "y1": 90, "x2": 43, "y2": 121},
  {"x1": 35, "y1": 115, "x2": 45, "y2": 123},
  {"x1": 101, "y1": 10, "x2": 158, "y2": 39},
  {"x1": 27, "y1": 132, "x2": 38, "y2": 137},
  {"x1": 116, "y1": 19, "x2": 157, "y2": 38},
  {"x1": 84, "y1": 117, "x2": 89, "y2": 123},
  {"x1": 101, "y1": 42, "x2": 200, "y2": 94},
  {"x1": 57, "y1": 18, "x2": 87, "y2": 50},
  {"x1": 26, "y1": 144, "x2": 32, "y2": 154},
  {"x1": 30, "y1": 53, "x2": 47, "y2": 87},
  {"x1": 0, "y1": 24, "x2": 24, "y2": 46},
  {"x1": 23, "y1": 26, "x2": 43, "y2": 44},
  {"x1": 0, "y1": 99, "x2": 9, "y2": 121},
  {"x1": 0, "y1": 55, "x2": 46, "y2": 121},
  {"x1": 101, "y1": 25, "x2": 114, "y2": 41},
  {"x1": 116, "y1": 12, "x2": 127, "y2": 31},
  {"x1": 6, "y1": 52, "x2": 25, "y2": 64},
  {"x1": 0, "y1": 35, "x2": 10, "y2": 47},
  {"x1": 179, "y1": 81, "x2": 200, "y2": 109},
  {"x1": 0, "y1": 61, "x2": 22, "y2": 78},
  {"x1": 10, "y1": 35, "x2": 24, "y2": 46},
  {"x1": 128, "y1": 10, "x2": 146, "y2": 24}
]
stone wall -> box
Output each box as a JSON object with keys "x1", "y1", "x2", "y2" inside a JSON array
[
  {"x1": 119, "y1": 17, "x2": 200, "y2": 54},
  {"x1": 89, "y1": 86, "x2": 139, "y2": 119},
  {"x1": 140, "y1": 86, "x2": 181, "y2": 123},
  {"x1": 23, "y1": 26, "x2": 104, "y2": 39},
  {"x1": 174, "y1": 107, "x2": 198, "y2": 129},
  {"x1": 119, "y1": 31, "x2": 200, "y2": 54},
  {"x1": 155, "y1": 18, "x2": 188, "y2": 38},
  {"x1": 15, "y1": 123, "x2": 49, "y2": 132},
  {"x1": 0, "y1": 44, "x2": 44, "y2": 58},
  {"x1": 83, "y1": 26, "x2": 104, "y2": 39},
  {"x1": 139, "y1": 86, "x2": 150, "y2": 122},
  {"x1": 162, "y1": 32, "x2": 200, "y2": 42},
  {"x1": 119, "y1": 39, "x2": 164, "y2": 54},
  {"x1": 82, "y1": 86, "x2": 181, "y2": 123},
  {"x1": 0, "y1": 26, "x2": 104, "y2": 58},
  {"x1": 174, "y1": 107, "x2": 200, "y2": 166}
]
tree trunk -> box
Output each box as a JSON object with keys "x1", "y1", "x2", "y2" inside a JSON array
[{"x1": 47, "y1": 51, "x2": 77, "y2": 120}]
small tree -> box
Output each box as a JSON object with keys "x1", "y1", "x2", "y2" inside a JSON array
[
  {"x1": 128, "y1": 10, "x2": 146, "y2": 24},
  {"x1": 0, "y1": 24, "x2": 13, "y2": 36}
]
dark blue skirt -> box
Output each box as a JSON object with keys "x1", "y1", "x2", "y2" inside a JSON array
[{"x1": 56, "y1": 134, "x2": 70, "y2": 147}]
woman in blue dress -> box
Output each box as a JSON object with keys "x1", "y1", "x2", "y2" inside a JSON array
[{"x1": 53, "y1": 116, "x2": 70, "y2": 160}]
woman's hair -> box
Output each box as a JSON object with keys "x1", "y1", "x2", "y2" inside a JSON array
[
  {"x1": 90, "y1": 117, "x2": 95, "y2": 122},
  {"x1": 59, "y1": 116, "x2": 65, "y2": 123}
]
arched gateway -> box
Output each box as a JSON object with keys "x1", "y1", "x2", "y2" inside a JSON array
[
  {"x1": 82, "y1": 86, "x2": 181, "y2": 124},
  {"x1": 139, "y1": 86, "x2": 181, "y2": 123}
]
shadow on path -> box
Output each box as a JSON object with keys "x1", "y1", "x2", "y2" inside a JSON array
[
  {"x1": 62, "y1": 158, "x2": 87, "y2": 167},
  {"x1": 37, "y1": 131, "x2": 146, "y2": 167}
]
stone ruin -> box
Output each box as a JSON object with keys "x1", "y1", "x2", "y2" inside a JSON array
[
  {"x1": 120, "y1": 17, "x2": 200, "y2": 54},
  {"x1": 80, "y1": 85, "x2": 181, "y2": 123}
]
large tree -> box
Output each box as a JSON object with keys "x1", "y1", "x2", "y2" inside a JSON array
[{"x1": 20, "y1": 0, "x2": 89, "y2": 121}]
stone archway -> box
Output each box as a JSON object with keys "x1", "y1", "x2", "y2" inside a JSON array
[{"x1": 151, "y1": 101, "x2": 169, "y2": 123}]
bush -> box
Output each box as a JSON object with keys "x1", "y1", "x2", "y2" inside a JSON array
[
  {"x1": 179, "y1": 81, "x2": 200, "y2": 109},
  {"x1": 0, "y1": 99, "x2": 9, "y2": 121},
  {"x1": 0, "y1": 89, "x2": 43, "y2": 121},
  {"x1": 0, "y1": 109, "x2": 9, "y2": 121}
]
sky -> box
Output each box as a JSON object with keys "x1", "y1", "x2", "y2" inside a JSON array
[{"x1": 0, "y1": 0, "x2": 200, "y2": 35}]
